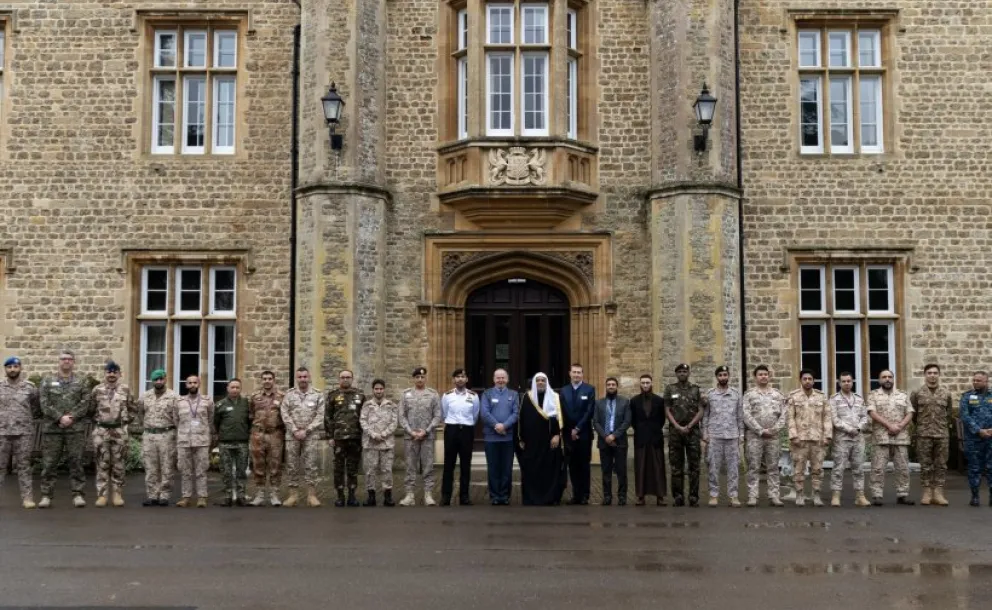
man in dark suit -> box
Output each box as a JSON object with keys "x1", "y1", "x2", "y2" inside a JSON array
[
  {"x1": 630, "y1": 374, "x2": 667, "y2": 506},
  {"x1": 593, "y1": 377, "x2": 631, "y2": 505},
  {"x1": 560, "y1": 363, "x2": 596, "y2": 505}
]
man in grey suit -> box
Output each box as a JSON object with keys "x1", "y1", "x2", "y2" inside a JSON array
[{"x1": 593, "y1": 377, "x2": 631, "y2": 505}]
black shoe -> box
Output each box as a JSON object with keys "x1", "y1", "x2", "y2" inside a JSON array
[
  {"x1": 347, "y1": 488, "x2": 360, "y2": 507},
  {"x1": 872, "y1": 497, "x2": 884, "y2": 506},
  {"x1": 897, "y1": 496, "x2": 915, "y2": 506},
  {"x1": 383, "y1": 490, "x2": 394, "y2": 507},
  {"x1": 460, "y1": 497, "x2": 473, "y2": 506},
  {"x1": 970, "y1": 489, "x2": 980, "y2": 506},
  {"x1": 235, "y1": 497, "x2": 247, "y2": 507},
  {"x1": 142, "y1": 498, "x2": 157, "y2": 507},
  {"x1": 602, "y1": 496, "x2": 612, "y2": 506},
  {"x1": 492, "y1": 500, "x2": 500, "y2": 506},
  {"x1": 157, "y1": 499, "x2": 170, "y2": 507},
  {"x1": 567, "y1": 497, "x2": 583, "y2": 505},
  {"x1": 689, "y1": 496, "x2": 699, "y2": 507},
  {"x1": 673, "y1": 495, "x2": 685, "y2": 507},
  {"x1": 218, "y1": 498, "x2": 233, "y2": 507},
  {"x1": 364, "y1": 490, "x2": 376, "y2": 507},
  {"x1": 580, "y1": 497, "x2": 590, "y2": 505},
  {"x1": 618, "y1": 498, "x2": 627, "y2": 506}
]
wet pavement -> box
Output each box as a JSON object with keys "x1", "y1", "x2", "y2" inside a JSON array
[{"x1": 1, "y1": 470, "x2": 991, "y2": 609}]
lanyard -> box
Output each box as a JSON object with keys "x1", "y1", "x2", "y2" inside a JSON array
[{"x1": 188, "y1": 395, "x2": 201, "y2": 419}]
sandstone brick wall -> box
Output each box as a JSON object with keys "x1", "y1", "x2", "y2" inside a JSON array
[
  {"x1": 0, "y1": 1, "x2": 297, "y2": 389},
  {"x1": 740, "y1": 0, "x2": 992, "y2": 395}
]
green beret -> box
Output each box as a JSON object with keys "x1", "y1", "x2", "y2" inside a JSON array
[{"x1": 150, "y1": 369, "x2": 167, "y2": 381}]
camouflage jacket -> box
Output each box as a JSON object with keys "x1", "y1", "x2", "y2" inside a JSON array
[
  {"x1": 280, "y1": 387, "x2": 325, "y2": 439},
  {"x1": 399, "y1": 387, "x2": 442, "y2": 439},
  {"x1": 910, "y1": 385, "x2": 953, "y2": 439},
  {"x1": 867, "y1": 388, "x2": 913, "y2": 446},
  {"x1": 0, "y1": 377, "x2": 40, "y2": 436},
  {"x1": 787, "y1": 388, "x2": 832, "y2": 443},
  {"x1": 360, "y1": 397, "x2": 399, "y2": 450},
  {"x1": 91, "y1": 383, "x2": 135, "y2": 427},
  {"x1": 137, "y1": 388, "x2": 178, "y2": 430},
  {"x1": 325, "y1": 388, "x2": 366, "y2": 441},
  {"x1": 176, "y1": 394, "x2": 215, "y2": 448},
  {"x1": 663, "y1": 382, "x2": 703, "y2": 427},
  {"x1": 39, "y1": 374, "x2": 91, "y2": 434},
  {"x1": 249, "y1": 389, "x2": 285, "y2": 433},
  {"x1": 702, "y1": 387, "x2": 744, "y2": 440},
  {"x1": 742, "y1": 387, "x2": 787, "y2": 435},
  {"x1": 829, "y1": 391, "x2": 869, "y2": 437}
]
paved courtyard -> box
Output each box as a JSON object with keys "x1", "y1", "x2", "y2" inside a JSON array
[{"x1": 1, "y1": 465, "x2": 991, "y2": 610}]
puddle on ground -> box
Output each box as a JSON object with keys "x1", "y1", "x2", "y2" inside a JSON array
[{"x1": 744, "y1": 563, "x2": 992, "y2": 577}]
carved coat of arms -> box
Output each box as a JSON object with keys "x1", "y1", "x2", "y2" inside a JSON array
[{"x1": 488, "y1": 147, "x2": 547, "y2": 186}]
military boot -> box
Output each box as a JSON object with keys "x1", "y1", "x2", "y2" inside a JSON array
[
  {"x1": 38, "y1": 496, "x2": 52, "y2": 509},
  {"x1": 95, "y1": 495, "x2": 108, "y2": 508},
  {"x1": 896, "y1": 496, "x2": 915, "y2": 506},
  {"x1": 22, "y1": 499, "x2": 37, "y2": 510},
  {"x1": 783, "y1": 488, "x2": 797, "y2": 502},
  {"x1": 933, "y1": 488, "x2": 949, "y2": 506},
  {"x1": 73, "y1": 494, "x2": 86, "y2": 508},
  {"x1": 334, "y1": 487, "x2": 346, "y2": 507},
  {"x1": 970, "y1": 488, "x2": 980, "y2": 507},
  {"x1": 283, "y1": 490, "x2": 300, "y2": 507},
  {"x1": 175, "y1": 497, "x2": 191, "y2": 508},
  {"x1": 112, "y1": 491, "x2": 125, "y2": 507},
  {"x1": 306, "y1": 487, "x2": 321, "y2": 508},
  {"x1": 383, "y1": 489, "x2": 395, "y2": 507},
  {"x1": 399, "y1": 492, "x2": 415, "y2": 506},
  {"x1": 812, "y1": 493, "x2": 824, "y2": 507},
  {"x1": 196, "y1": 497, "x2": 208, "y2": 508},
  {"x1": 250, "y1": 490, "x2": 266, "y2": 507},
  {"x1": 364, "y1": 490, "x2": 377, "y2": 507},
  {"x1": 795, "y1": 493, "x2": 806, "y2": 507},
  {"x1": 269, "y1": 490, "x2": 282, "y2": 507},
  {"x1": 920, "y1": 487, "x2": 932, "y2": 505},
  {"x1": 347, "y1": 487, "x2": 360, "y2": 507},
  {"x1": 854, "y1": 492, "x2": 871, "y2": 507},
  {"x1": 831, "y1": 491, "x2": 842, "y2": 507},
  {"x1": 424, "y1": 492, "x2": 437, "y2": 506},
  {"x1": 218, "y1": 497, "x2": 234, "y2": 507}
]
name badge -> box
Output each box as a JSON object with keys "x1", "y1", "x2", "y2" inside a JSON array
[
  {"x1": 52, "y1": 382, "x2": 61, "y2": 387},
  {"x1": 405, "y1": 393, "x2": 412, "y2": 398},
  {"x1": 354, "y1": 398, "x2": 361, "y2": 405},
  {"x1": 226, "y1": 406, "x2": 233, "y2": 412},
  {"x1": 192, "y1": 421, "x2": 201, "y2": 427},
  {"x1": 672, "y1": 394, "x2": 680, "y2": 399},
  {"x1": 581, "y1": 395, "x2": 588, "y2": 400},
  {"x1": 491, "y1": 398, "x2": 499, "y2": 403}
]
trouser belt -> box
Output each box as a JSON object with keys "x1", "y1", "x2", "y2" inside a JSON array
[{"x1": 144, "y1": 427, "x2": 176, "y2": 434}]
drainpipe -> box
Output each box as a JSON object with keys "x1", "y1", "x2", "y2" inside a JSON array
[
  {"x1": 734, "y1": 0, "x2": 747, "y2": 389},
  {"x1": 289, "y1": 21, "x2": 301, "y2": 383}
]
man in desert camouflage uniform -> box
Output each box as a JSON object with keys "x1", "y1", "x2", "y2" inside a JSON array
[
  {"x1": 137, "y1": 368, "x2": 177, "y2": 506},
  {"x1": 326, "y1": 369, "x2": 366, "y2": 507},
  {"x1": 829, "y1": 371, "x2": 870, "y2": 507},
  {"x1": 359, "y1": 379, "x2": 399, "y2": 506},
  {"x1": 702, "y1": 366, "x2": 743, "y2": 508},
  {"x1": 742, "y1": 365, "x2": 787, "y2": 507},
  {"x1": 249, "y1": 370, "x2": 285, "y2": 507},
  {"x1": 90, "y1": 362, "x2": 135, "y2": 508},
  {"x1": 910, "y1": 364, "x2": 953, "y2": 506},
  {"x1": 787, "y1": 369, "x2": 832, "y2": 506},
  {"x1": 39, "y1": 349, "x2": 91, "y2": 508},
  {"x1": 0, "y1": 356, "x2": 40, "y2": 509},
  {"x1": 399, "y1": 367, "x2": 441, "y2": 506},
  {"x1": 176, "y1": 375, "x2": 214, "y2": 508},
  {"x1": 281, "y1": 367, "x2": 325, "y2": 508},
  {"x1": 868, "y1": 369, "x2": 914, "y2": 506}
]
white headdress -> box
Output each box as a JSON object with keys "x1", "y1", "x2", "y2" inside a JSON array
[{"x1": 529, "y1": 372, "x2": 559, "y2": 417}]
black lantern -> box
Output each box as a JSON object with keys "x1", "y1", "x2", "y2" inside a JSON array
[
  {"x1": 321, "y1": 82, "x2": 345, "y2": 150},
  {"x1": 692, "y1": 82, "x2": 718, "y2": 152}
]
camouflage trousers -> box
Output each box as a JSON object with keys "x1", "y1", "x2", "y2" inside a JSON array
[
  {"x1": 830, "y1": 434, "x2": 866, "y2": 492},
  {"x1": 178, "y1": 446, "x2": 210, "y2": 499},
  {"x1": 219, "y1": 442, "x2": 249, "y2": 498},
  {"x1": 917, "y1": 436, "x2": 949, "y2": 489},
  {"x1": 964, "y1": 438, "x2": 992, "y2": 490},
  {"x1": 669, "y1": 430, "x2": 701, "y2": 500},
  {"x1": 707, "y1": 438, "x2": 740, "y2": 498},
  {"x1": 870, "y1": 444, "x2": 910, "y2": 498},
  {"x1": 284, "y1": 436, "x2": 319, "y2": 488},
  {"x1": 333, "y1": 438, "x2": 362, "y2": 490},
  {"x1": 404, "y1": 438, "x2": 436, "y2": 494},
  {"x1": 364, "y1": 447, "x2": 394, "y2": 491},
  {"x1": 250, "y1": 430, "x2": 283, "y2": 488},
  {"x1": 142, "y1": 431, "x2": 176, "y2": 501},
  {"x1": 40, "y1": 432, "x2": 87, "y2": 498},
  {"x1": 791, "y1": 441, "x2": 825, "y2": 493},
  {"x1": 92, "y1": 428, "x2": 128, "y2": 497},
  {"x1": 0, "y1": 435, "x2": 34, "y2": 500},
  {"x1": 745, "y1": 433, "x2": 781, "y2": 501}
]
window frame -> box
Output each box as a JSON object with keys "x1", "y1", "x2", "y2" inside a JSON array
[
  {"x1": 208, "y1": 266, "x2": 237, "y2": 316},
  {"x1": 566, "y1": 9, "x2": 578, "y2": 50},
  {"x1": 486, "y1": 51, "x2": 515, "y2": 137},
  {"x1": 173, "y1": 321, "x2": 203, "y2": 394},
  {"x1": 486, "y1": 4, "x2": 514, "y2": 45},
  {"x1": 798, "y1": 265, "x2": 827, "y2": 316},
  {"x1": 520, "y1": 51, "x2": 549, "y2": 137},
  {"x1": 141, "y1": 267, "x2": 170, "y2": 315},
  {"x1": 828, "y1": 75, "x2": 854, "y2": 154},
  {"x1": 799, "y1": 76, "x2": 823, "y2": 154},
  {"x1": 207, "y1": 322, "x2": 237, "y2": 398},
  {"x1": 175, "y1": 266, "x2": 204, "y2": 316},
  {"x1": 212, "y1": 75, "x2": 236, "y2": 155},
  {"x1": 831, "y1": 265, "x2": 860, "y2": 314},
  {"x1": 154, "y1": 30, "x2": 178, "y2": 69},
  {"x1": 800, "y1": 321, "x2": 828, "y2": 391},
  {"x1": 858, "y1": 75, "x2": 884, "y2": 153},
  {"x1": 521, "y1": 3, "x2": 549, "y2": 45},
  {"x1": 832, "y1": 320, "x2": 864, "y2": 394},
  {"x1": 866, "y1": 265, "x2": 895, "y2": 315},
  {"x1": 139, "y1": 322, "x2": 169, "y2": 392},
  {"x1": 213, "y1": 30, "x2": 238, "y2": 69},
  {"x1": 566, "y1": 58, "x2": 578, "y2": 139}
]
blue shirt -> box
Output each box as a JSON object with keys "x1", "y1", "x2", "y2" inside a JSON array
[
  {"x1": 480, "y1": 386, "x2": 519, "y2": 443},
  {"x1": 960, "y1": 389, "x2": 992, "y2": 438}
]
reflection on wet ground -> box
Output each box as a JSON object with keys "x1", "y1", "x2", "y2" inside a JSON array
[
  {"x1": 744, "y1": 521, "x2": 831, "y2": 529},
  {"x1": 744, "y1": 563, "x2": 992, "y2": 577},
  {"x1": 439, "y1": 520, "x2": 702, "y2": 528}
]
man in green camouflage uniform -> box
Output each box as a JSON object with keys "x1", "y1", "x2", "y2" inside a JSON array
[
  {"x1": 39, "y1": 349, "x2": 92, "y2": 508},
  {"x1": 664, "y1": 363, "x2": 703, "y2": 507},
  {"x1": 90, "y1": 361, "x2": 135, "y2": 508},
  {"x1": 326, "y1": 369, "x2": 366, "y2": 507},
  {"x1": 910, "y1": 363, "x2": 953, "y2": 506},
  {"x1": 1, "y1": 356, "x2": 41, "y2": 509},
  {"x1": 213, "y1": 378, "x2": 251, "y2": 506}
]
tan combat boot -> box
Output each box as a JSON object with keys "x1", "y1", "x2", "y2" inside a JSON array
[
  {"x1": 730, "y1": 497, "x2": 741, "y2": 508},
  {"x1": 95, "y1": 495, "x2": 108, "y2": 508},
  {"x1": 854, "y1": 492, "x2": 871, "y2": 507},
  {"x1": 22, "y1": 498, "x2": 37, "y2": 509},
  {"x1": 424, "y1": 492, "x2": 437, "y2": 506},
  {"x1": 175, "y1": 497, "x2": 191, "y2": 508},
  {"x1": 196, "y1": 497, "x2": 208, "y2": 508},
  {"x1": 933, "y1": 488, "x2": 949, "y2": 506},
  {"x1": 812, "y1": 493, "x2": 824, "y2": 507},
  {"x1": 399, "y1": 492, "x2": 416, "y2": 507},
  {"x1": 920, "y1": 487, "x2": 932, "y2": 505},
  {"x1": 283, "y1": 490, "x2": 299, "y2": 507},
  {"x1": 306, "y1": 487, "x2": 321, "y2": 507},
  {"x1": 708, "y1": 496, "x2": 719, "y2": 507},
  {"x1": 831, "y1": 491, "x2": 842, "y2": 507},
  {"x1": 112, "y1": 491, "x2": 125, "y2": 507}
]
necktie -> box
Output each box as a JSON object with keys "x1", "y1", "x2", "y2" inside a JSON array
[{"x1": 608, "y1": 400, "x2": 615, "y2": 434}]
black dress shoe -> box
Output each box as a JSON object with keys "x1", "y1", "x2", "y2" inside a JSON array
[
  {"x1": 970, "y1": 491, "x2": 980, "y2": 507},
  {"x1": 142, "y1": 498, "x2": 157, "y2": 507},
  {"x1": 567, "y1": 497, "x2": 583, "y2": 505},
  {"x1": 872, "y1": 498, "x2": 884, "y2": 506},
  {"x1": 441, "y1": 496, "x2": 452, "y2": 506},
  {"x1": 688, "y1": 496, "x2": 699, "y2": 507},
  {"x1": 896, "y1": 496, "x2": 915, "y2": 506},
  {"x1": 157, "y1": 499, "x2": 170, "y2": 507},
  {"x1": 492, "y1": 500, "x2": 500, "y2": 506},
  {"x1": 618, "y1": 498, "x2": 627, "y2": 506},
  {"x1": 235, "y1": 497, "x2": 247, "y2": 507},
  {"x1": 218, "y1": 498, "x2": 233, "y2": 507},
  {"x1": 602, "y1": 496, "x2": 612, "y2": 506},
  {"x1": 580, "y1": 498, "x2": 590, "y2": 505},
  {"x1": 460, "y1": 497, "x2": 473, "y2": 506},
  {"x1": 673, "y1": 495, "x2": 685, "y2": 507}
]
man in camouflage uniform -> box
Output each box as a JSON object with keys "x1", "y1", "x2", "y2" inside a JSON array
[
  {"x1": 868, "y1": 369, "x2": 914, "y2": 506},
  {"x1": 213, "y1": 378, "x2": 251, "y2": 507},
  {"x1": 0, "y1": 356, "x2": 41, "y2": 509},
  {"x1": 829, "y1": 372, "x2": 870, "y2": 507},
  {"x1": 326, "y1": 369, "x2": 366, "y2": 507},
  {"x1": 176, "y1": 375, "x2": 214, "y2": 508},
  {"x1": 39, "y1": 349, "x2": 91, "y2": 508},
  {"x1": 787, "y1": 369, "x2": 832, "y2": 506},
  {"x1": 359, "y1": 379, "x2": 399, "y2": 506},
  {"x1": 280, "y1": 367, "x2": 325, "y2": 508},
  {"x1": 90, "y1": 362, "x2": 135, "y2": 508},
  {"x1": 398, "y1": 367, "x2": 441, "y2": 506},
  {"x1": 137, "y1": 368, "x2": 177, "y2": 506},
  {"x1": 959, "y1": 371, "x2": 992, "y2": 507},
  {"x1": 911, "y1": 363, "x2": 953, "y2": 506},
  {"x1": 664, "y1": 363, "x2": 703, "y2": 507},
  {"x1": 702, "y1": 366, "x2": 743, "y2": 507},
  {"x1": 249, "y1": 370, "x2": 285, "y2": 506},
  {"x1": 742, "y1": 365, "x2": 787, "y2": 507}
]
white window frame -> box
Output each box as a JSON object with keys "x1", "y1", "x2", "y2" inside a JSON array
[
  {"x1": 521, "y1": 4, "x2": 549, "y2": 45},
  {"x1": 858, "y1": 30, "x2": 881, "y2": 68},
  {"x1": 139, "y1": 322, "x2": 168, "y2": 392},
  {"x1": 859, "y1": 75, "x2": 884, "y2": 154},
  {"x1": 151, "y1": 76, "x2": 177, "y2": 154},
  {"x1": 520, "y1": 51, "x2": 549, "y2": 136},
  {"x1": 800, "y1": 321, "x2": 828, "y2": 391},
  {"x1": 831, "y1": 266, "x2": 860, "y2": 314},
  {"x1": 566, "y1": 58, "x2": 578, "y2": 139},
  {"x1": 833, "y1": 321, "x2": 863, "y2": 394},
  {"x1": 212, "y1": 76, "x2": 236, "y2": 155},
  {"x1": 173, "y1": 322, "x2": 202, "y2": 394},
  {"x1": 154, "y1": 30, "x2": 178, "y2": 68},
  {"x1": 567, "y1": 9, "x2": 578, "y2": 50},
  {"x1": 208, "y1": 266, "x2": 237, "y2": 316},
  {"x1": 213, "y1": 30, "x2": 237, "y2": 69},
  {"x1": 486, "y1": 52, "x2": 514, "y2": 137},
  {"x1": 487, "y1": 4, "x2": 514, "y2": 45},
  {"x1": 0, "y1": 30, "x2": 5, "y2": 128},
  {"x1": 183, "y1": 30, "x2": 208, "y2": 68},
  {"x1": 828, "y1": 76, "x2": 854, "y2": 154},
  {"x1": 208, "y1": 322, "x2": 237, "y2": 397},
  {"x1": 175, "y1": 266, "x2": 203, "y2": 316},
  {"x1": 827, "y1": 30, "x2": 851, "y2": 68},
  {"x1": 457, "y1": 57, "x2": 468, "y2": 139},
  {"x1": 798, "y1": 265, "x2": 827, "y2": 315},
  {"x1": 799, "y1": 76, "x2": 823, "y2": 154},
  {"x1": 798, "y1": 30, "x2": 821, "y2": 68},
  {"x1": 141, "y1": 267, "x2": 170, "y2": 314},
  {"x1": 457, "y1": 9, "x2": 468, "y2": 51},
  {"x1": 867, "y1": 320, "x2": 896, "y2": 388},
  {"x1": 181, "y1": 75, "x2": 207, "y2": 154},
  {"x1": 866, "y1": 265, "x2": 895, "y2": 315}
]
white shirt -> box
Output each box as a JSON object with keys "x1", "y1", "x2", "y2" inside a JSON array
[{"x1": 442, "y1": 388, "x2": 480, "y2": 426}]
